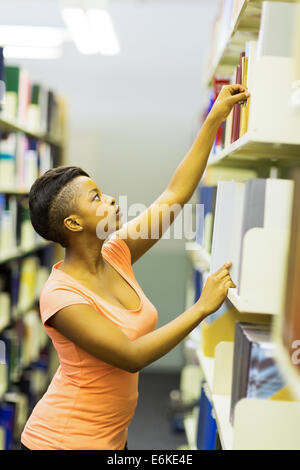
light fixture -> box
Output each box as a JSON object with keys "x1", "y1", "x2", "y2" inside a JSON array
[
  {"x1": 0, "y1": 25, "x2": 67, "y2": 59},
  {"x1": 87, "y1": 8, "x2": 120, "y2": 55},
  {"x1": 0, "y1": 26, "x2": 67, "y2": 48},
  {"x1": 60, "y1": 0, "x2": 120, "y2": 56},
  {"x1": 3, "y1": 46, "x2": 62, "y2": 60},
  {"x1": 61, "y1": 8, "x2": 99, "y2": 55}
]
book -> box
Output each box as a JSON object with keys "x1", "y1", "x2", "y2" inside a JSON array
[
  {"x1": 0, "y1": 47, "x2": 5, "y2": 107},
  {"x1": 243, "y1": 41, "x2": 257, "y2": 135},
  {"x1": 231, "y1": 52, "x2": 245, "y2": 143},
  {"x1": 3, "y1": 66, "x2": 20, "y2": 122},
  {"x1": 197, "y1": 185, "x2": 217, "y2": 252},
  {"x1": 237, "y1": 178, "x2": 266, "y2": 292},
  {"x1": 210, "y1": 180, "x2": 236, "y2": 275},
  {"x1": 239, "y1": 55, "x2": 248, "y2": 137},
  {"x1": 196, "y1": 381, "x2": 217, "y2": 450},
  {"x1": 0, "y1": 402, "x2": 15, "y2": 450},
  {"x1": 212, "y1": 77, "x2": 231, "y2": 152},
  {"x1": 230, "y1": 322, "x2": 286, "y2": 424}
]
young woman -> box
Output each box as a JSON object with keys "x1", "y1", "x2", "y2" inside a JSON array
[{"x1": 20, "y1": 85, "x2": 249, "y2": 450}]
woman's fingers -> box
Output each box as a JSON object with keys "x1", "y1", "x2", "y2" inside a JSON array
[
  {"x1": 228, "y1": 84, "x2": 247, "y2": 94},
  {"x1": 224, "y1": 279, "x2": 236, "y2": 289},
  {"x1": 229, "y1": 91, "x2": 250, "y2": 105},
  {"x1": 217, "y1": 269, "x2": 231, "y2": 280},
  {"x1": 214, "y1": 261, "x2": 232, "y2": 275}
]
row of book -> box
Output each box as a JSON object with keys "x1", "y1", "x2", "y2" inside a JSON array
[
  {"x1": 0, "y1": 249, "x2": 53, "y2": 331},
  {"x1": 230, "y1": 321, "x2": 286, "y2": 423},
  {"x1": 206, "y1": 1, "x2": 297, "y2": 159},
  {"x1": 0, "y1": 309, "x2": 49, "y2": 395},
  {"x1": 0, "y1": 47, "x2": 65, "y2": 138},
  {"x1": 0, "y1": 244, "x2": 56, "y2": 449},
  {"x1": 196, "y1": 178, "x2": 294, "y2": 297},
  {"x1": 190, "y1": 271, "x2": 289, "y2": 438},
  {"x1": 0, "y1": 132, "x2": 55, "y2": 190},
  {"x1": 210, "y1": 42, "x2": 256, "y2": 155},
  {"x1": 0, "y1": 344, "x2": 57, "y2": 450},
  {"x1": 0, "y1": 194, "x2": 48, "y2": 257}
]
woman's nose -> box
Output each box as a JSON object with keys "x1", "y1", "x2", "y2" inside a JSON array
[{"x1": 107, "y1": 196, "x2": 115, "y2": 205}]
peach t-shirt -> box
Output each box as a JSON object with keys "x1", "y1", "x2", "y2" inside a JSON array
[{"x1": 21, "y1": 237, "x2": 158, "y2": 450}]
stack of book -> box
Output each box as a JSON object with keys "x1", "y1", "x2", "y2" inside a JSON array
[
  {"x1": 230, "y1": 322, "x2": 287, "y2": 423},
  {"x1": 1, "y1": 65, "x2": 65, "y2": 138}
]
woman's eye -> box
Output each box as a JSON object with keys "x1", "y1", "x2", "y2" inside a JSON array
[{"x1": 93, "y1": 194, "x2": 101, "y2": 201}]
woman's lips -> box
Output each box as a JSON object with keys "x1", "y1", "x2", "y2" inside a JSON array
[{"x1": 116, "y1": 206, "x2": 122, "y2": 217}]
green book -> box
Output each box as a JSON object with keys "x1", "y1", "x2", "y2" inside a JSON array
[{"x1": 4, "y1": 66, "x2": 20, "y2": 93}]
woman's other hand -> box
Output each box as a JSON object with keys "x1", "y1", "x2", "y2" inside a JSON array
[{"x1": 195, "y1": 262, "x2": 236, "y2": 318}]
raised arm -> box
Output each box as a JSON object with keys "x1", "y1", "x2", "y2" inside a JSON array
[
  {"x1": 115, "y1": 85, "x2": 249, "y2": 264},
  {"x1": 47, "y1": 262, "x2": 235, "y2": 373}
]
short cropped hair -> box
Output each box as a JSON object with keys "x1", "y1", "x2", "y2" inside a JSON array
[{"x1": 29, "y1": 165, "x2": 90, "y2": 248}]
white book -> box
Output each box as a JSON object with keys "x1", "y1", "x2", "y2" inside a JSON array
[
  {"x1": 257, "y1": 1, "x2": 297, "y2": 58},
  {"x1": 229, "y1": 181, "x2": 246, "y2": 286},
  {"x1": 210, "y1": 181, "x2": 236, "y2": 275},
  {"x1": 245, "y1": 40, "x2": 257, "y2": 91}
]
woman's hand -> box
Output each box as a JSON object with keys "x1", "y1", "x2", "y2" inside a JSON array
[
  {"x1": 195, "y1": 262, "x2": 236, "y2": 318},
  {"x1": 208, "y1": 84, "x2": 250, "y2": 124}
]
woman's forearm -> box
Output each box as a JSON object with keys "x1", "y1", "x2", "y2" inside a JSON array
[
  {"x1": 167, "y1": 114, "x2": 220, "y2": 204},
  {"x1": 131, "y1": 305, "x2": 206, "y2": 372}
]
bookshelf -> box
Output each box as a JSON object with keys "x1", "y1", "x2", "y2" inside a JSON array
[
  {"x1": 0, "y1": 54, "x2": 67, "y2": 449},
  {"x1": 181, "y1": 0, "x2": 300, "y2": 451},
  {"x1": 205, "y1": 0, "x2": 298, "y2": 86}
]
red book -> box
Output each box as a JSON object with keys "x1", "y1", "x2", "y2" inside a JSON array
[
  {"x1": 231, "y1": 52, "x2": 245, "y2": 143},
  {"x1": 212, "y1": 77, "x2": 230, "y2": 149}
]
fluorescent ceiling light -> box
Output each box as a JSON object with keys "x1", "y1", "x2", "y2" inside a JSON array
[
  {"x1": 87, "y1": 9, "x2": 120, "y2": 56},
  {"x1": 61, "y1": 8, "x2": 99, "y2": 54},
  {"x1": 61, "y1": 1, "x2": 120, "y2": 56},
  {"x1": 0, "y1": 26, "x2": 67, "y2": 48},
  {"x1": 3, "y1": 46, "x2": 62, "y2": 60}
]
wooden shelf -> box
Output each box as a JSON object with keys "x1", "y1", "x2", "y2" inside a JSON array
[
  {"x1": 0, "y1": 116, "x2": 63, "y2": 147},
  {"x1": 204, "y1": 0, "x2": 298, "y2": 86}
]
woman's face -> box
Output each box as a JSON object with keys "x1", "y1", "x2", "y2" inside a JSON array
[{"x1": 67, "y1": 176, "x2": 123, "y2": 241}]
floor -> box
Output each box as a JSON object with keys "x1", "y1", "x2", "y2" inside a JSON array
[{"x1": 127, "y1": 370, "x2": 187, "y2": 450}]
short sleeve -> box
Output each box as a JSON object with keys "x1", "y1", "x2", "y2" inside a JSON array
[{"x1": 40, "y1": 286, "x2": 91, "y2": 326}]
